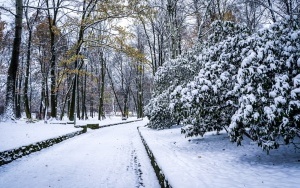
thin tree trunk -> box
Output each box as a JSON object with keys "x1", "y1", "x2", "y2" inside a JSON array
[
  {"x1": 106, "y1": 66, "x2": 124, "y2": 116},
  {"x1": 45, "y1": 0, "x2": 60, "y2": 119},
  {"x1": 267, "y1": 0, "x2": 277, "y2": 22},
  {"x1": 24, "y1": 29, "x2": 32, "y2": 120},
  {"x1": 98, "y1": 51, "x2": 106, "y2": 120},
  {"x1": 15, "y1": 67, "x2": 22, "y2": 119},
  {"x1": 60, "y1": 79, "x2": 74, "y2": 120},
  {"x1": 81, "y1": 64, "x2": 88, "y2": 120},
  {"x1": 15, "y1": 57, "x2": 23, "y2": 119},
  {"x1": 84, "y1": 65, "x2": 88, "y2": 119},
  {"x1": 39, "y1": 77, "x2": 46, "y2": 120},
  {"x1": 69, "y1": 0, "x2": 98, "y2": 121},
  {"x1": 77, "y1": 76, "x2": 80, "y2": 120},
  {"x1": 123, "y1": 92, "x2": 128, "y2": 118}
]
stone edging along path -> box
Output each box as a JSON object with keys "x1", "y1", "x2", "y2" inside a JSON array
[
  {"x1": 0, "y1": 129, "x2": 86, "y2": 166},
  {"x1": 85, "y1": 119, "x2": 144, "y2": 129},
  {"x1": 137, "y1": 127, "x2": 172, "y2": 188},
  {"x1": 0, "y1": 119, "x2": 143, "y2": 166}
]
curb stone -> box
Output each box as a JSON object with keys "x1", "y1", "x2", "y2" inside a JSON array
[
  {"x1": 137, "y1": 127, "x2": 172, "y2": 188},
  {"x1": 76, "y1": 119, "x2": 144, "y2": 129},
  {"x1": 97, "y1": 119, "x2": 144, "y2": 128},
  {"x1": 0, "y1": 128, "x2": 86, "y2": 166}
]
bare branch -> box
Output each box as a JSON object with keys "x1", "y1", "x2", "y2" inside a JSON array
[{"x1": 0, "y1": 6, "x2": 16, "y2": 16}]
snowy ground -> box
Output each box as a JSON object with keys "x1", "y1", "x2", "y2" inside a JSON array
[
  {"x1": 0, "y1": 119, "x2": 159, "y2": 188},
  {"x1": 139, "y1": 126, "x2": 300, "y2": 188},
  {"x1": 1, "y1": 117, "x2": 299, "y2": 188},
  {"x1": 0, "y1": 116, "x2": 137, "y2": 152}
]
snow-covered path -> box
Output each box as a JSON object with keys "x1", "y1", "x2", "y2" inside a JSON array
[{"x1": 0, "y1": 120, "x2": 159, "y2": 188}]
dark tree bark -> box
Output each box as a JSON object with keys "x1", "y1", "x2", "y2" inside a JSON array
[
  {"x1": 98, "y1": 50, "x2": 106, "y2": 120},
  {"x1": 59, "y1": 79, "x2": 73, "y2": 120},
  {"x1": 81, "y1": 63, "x2": 88, "y2": 120},
  {"x1": 267, "y1": 0, "x2": 277, "y2": 22},
  {"x1": 4, "y1": 0, "x2": 23, "y2": 121},
  {"x1": 15, "y1": 61, "x2": 22, "y2": 119},
  {"x1": 135, "y1": 26, "x2": 144, "y2": 118},
  {"x1": 23, "y1": 2, "x2": 39, "y2": 120},
  {"x1": 24, "y1": 29, "x2": 32, "y2": 120},
  {"x1": 69, "y1": 0, "x2": 97, "y2": 121},
  {"x1": 45, "y1": 0, "x2": 59, "y2": 119},
  {"x1": 106, "y1": 66, "x2": 124, "y2": 116}
]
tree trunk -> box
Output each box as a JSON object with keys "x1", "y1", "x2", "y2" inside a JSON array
[
  {"x1": 24, "y1": 29, "x2": 32, "y2": 120},
  {"x1": 76, "y1": 75, "x2": 80, "y2": 120},
  {"x1": 69, "y1": 73, "x2": 77, "y2": 121},
  {"x1": 59, "y1": 79, "x2": 73, "y2": 120},
  {"x1": 4, "y1": 0, "x2": 23, "y2": 121},
  {"x1": 137, "y1": 67, "x2": 143, "y2": 118},
  {"x1": 81, "y1": 64, "x2": 88, "y2": 120},
  {"x1": 267, "y1": 0, "x2": 277, "y2": 22},
  {"x1": 45, "y1": 0, "x2": 59, "y2": 119},
  {"x1": 15, "y1": 66, "x2": 22, "y2": 119},
  {"x1": 98, "y1": 51, "x2": 106, "y2": 120},
  {"x1": 123, "y1": 90, "x2": 129, "y2": 118},
  {"x1": 69, "y1": 9, "x2": 87, "y2": 121},
  {"x1": 39, "y1": 78, "x2": 46, "y2": 120},
  {"x1": 15, "y1": 57, "x2": 24, "y2": 119},
  {"x1": 106, "y1": 66, "x2": 124, "y2": 116}
]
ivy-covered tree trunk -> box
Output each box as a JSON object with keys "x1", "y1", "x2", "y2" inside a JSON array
[{"x1": 3, "y1": 0, "x2": 23, "y2": 121}]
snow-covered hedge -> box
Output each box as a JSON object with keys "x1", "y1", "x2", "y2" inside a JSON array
[
  {"x1": 145, "y1": 47, "x2": 201, "y2": 129},
  {"x1": 229, "y1": 17, "x2": 300, "y2": 152},
  {"x1": 170, "y1": 21, "x2": 249, "y2": 137},
  {"x1": 146, "y1": 17, "x2": 300, "y2": 152}
]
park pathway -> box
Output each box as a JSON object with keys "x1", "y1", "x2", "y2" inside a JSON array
[{"x1": 0, "y1": 120, "x2": 159, "y2": 188}]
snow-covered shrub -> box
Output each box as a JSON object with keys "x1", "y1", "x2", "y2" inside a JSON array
[
  {"x1": 229, "y1": 17, "x2": 300, "y2": 152},
  {"x1": 145, "y1": 90, "x2": 175, "y2": 129},
  {"x1": 145, "y1": 48, "x2": 201, "y2": 129},
  {"x1": 170, "y1": 21, "x2": 249, "y2": 137}
]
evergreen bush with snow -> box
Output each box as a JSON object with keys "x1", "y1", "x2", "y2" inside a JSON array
[
  {"x1": 229, "y1": 17, "x2": 300, "y2": 152},
  {"x1": 146, "y1": 18, "x2": 300, "y2": 152},
  {"x1": 170, "y1": 21, "x2": 249, "y2": 137},
  {"x1": 145, "y1": 49, "x2": 201, "y2": 129}
]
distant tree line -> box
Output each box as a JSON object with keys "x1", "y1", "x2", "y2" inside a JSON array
[{"x1": 0, "y1": 0, "x2": 155, "y2": 121}]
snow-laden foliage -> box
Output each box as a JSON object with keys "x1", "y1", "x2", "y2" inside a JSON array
[
  {"x1": 229, "y1": 17, "x2": 300, "y2": 152},
  {"x1": 146, "y1": 18, "x2": 300, "y2": 152},
  {"x1": 170, "y1": 21, "x2": 249, "y2": 137},
  {"x1": 145, "y1": 47, "x2": 202, "y2": 129}
]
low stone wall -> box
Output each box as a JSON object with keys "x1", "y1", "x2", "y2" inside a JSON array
[
  {"x1": 0, "y1": 128, "x2": 86, "y2": 166},
  {"x1": 86, "y1": 119, "x2": 144, "y2": 129},
  {"x1": 137, "y1": 127, "x2": 172, "y2": 188},
  {"x1": 100, "y1": 119, "x2": 144, "y2": 128}
]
